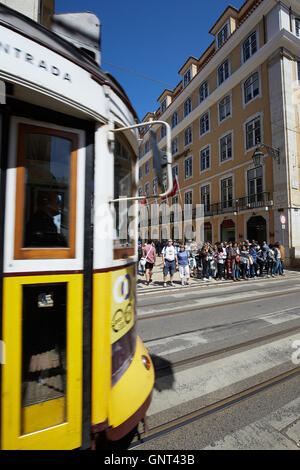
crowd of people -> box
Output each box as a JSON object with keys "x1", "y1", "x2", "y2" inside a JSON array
[{"x1": 138, "y1": 238, "x2": 285, "y2": 287}]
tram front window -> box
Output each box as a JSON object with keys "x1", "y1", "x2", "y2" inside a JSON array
[
  {"x1": 14, "y1": 124, "x2": 77, "y2": 259},
  {"x1": 114, "y1": 135, "x2": 135, "y2": 257},
  {"x1": 23, "y1": 133, "x2": 70, "y2": 247}
]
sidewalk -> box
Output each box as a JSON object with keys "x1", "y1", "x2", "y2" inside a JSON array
[{"x1": 137, "y1": 257, "x2": 300, "y2": 293}]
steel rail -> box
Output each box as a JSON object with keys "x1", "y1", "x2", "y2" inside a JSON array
[
  {"x1": 152, "y1": 324, "x2": 300, "y2": 373},
  {"x1": 130, "y1": 366, "x2": 300, "y2": 449}
]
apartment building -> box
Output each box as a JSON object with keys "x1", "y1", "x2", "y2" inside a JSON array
[{"x1": 138, "y1": 0, "x2": 300, "y2": 266}]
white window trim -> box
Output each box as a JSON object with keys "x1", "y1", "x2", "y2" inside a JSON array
[
  {"x1": 244, "y1": 161, "x2": 266, "y2": 199},
  {"x1": 184, "y1": 188, "x2": 193, "y2": 206},
  {"x1": 218, "y1": 92, "x2": 232, "y2": 126},
  {"x1": 171, "y1": 136, "x2": 178, "y2": 156},
  {"x1": 219, "y1": 130, "x2": 234, "y2": 166},
  {"x1": 199, "y1": 181, "x2": 212, "y2": 211},
  {"x1": 243, "y1": 111, "x2": 264, "y2": 155},
  {"x1": 241, "y1": 67, "x2": 262, "y2": 108},
  {"x1": 183, "y1": 67, "x2": 192, "y2": 88},
  {"x1": 199, "y1": 110, "x2": 210, "y2": 138},
  {"x1": 241, "y1": 27, "x2": 259, "y2": 64},
  {"x1": 219, "y1": 173, "x2": 235, "y2": 206},
  {"x1": 199, "y1": 80, "x2": 210, "y2": 105},
  {"x1": 217, "y1": 58, "x2": 231, "y2": 86},
  {"x1": 172, "y1": 163, "x2": 179, "y2": 178},
  {"x1": 171, "y1": 110, "x2": 178, "y2": 129},
  {"x1": 184, "y1": 154, "x2": 193, "y2": 181},
  {"x1": 183, "y1": 96, "x2": 193, "y2": 118},
  {"x1": 184, "y1": 125, "x2": 193, "y2": 148},
  {"x1": 216, "y1": 20, "x2": 230, "y2": 49},
  {"x1": 199, "y1": 143, "x2": 211, "y2": 174},
  {"x1": 145, "y1": 182, "x2": 150, "y2": 197}
]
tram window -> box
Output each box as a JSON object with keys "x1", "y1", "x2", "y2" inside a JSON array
[
  {"x1": 114, "y1": 134, "x2": 136, "y2": 259},
  {"x1": 14, "y1": 125, "x2": 77, "y2": 259},
  {"x1": 21, "y1": 283, "x2": 67, "y2": 434}
]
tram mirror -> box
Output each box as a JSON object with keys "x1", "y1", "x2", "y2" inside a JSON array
[{"x1": 150, "y1": 130, "x2": 165, "y2": 192}]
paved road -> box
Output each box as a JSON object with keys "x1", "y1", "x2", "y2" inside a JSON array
[{"x1": 135, "y1": 272, "x2": 300, "y2": 450}]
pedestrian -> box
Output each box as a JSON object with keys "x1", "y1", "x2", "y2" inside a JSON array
[
  {"x1": 177, "y1": 244, "x2": 191, "y2": 286},
  {"x1": 216, "y1": 246, "x2": 225, "y2": 280},
  {"x1": 232, "y1": 242, "x2": 240, "y2": 281},
  {"x1": 272, "y1": 242, "x2": 282, "y2": 276},
  {"x1": 249, "y1": 244, "x2": 258, "y2": 278},
  {"x1": 138, "y1": 241, "x2": 144, "y2": 276},
  {"x1": 162, "y1": 239, "x2": 178, "y2": 287},
  {"x1": 142, "y1": 239, "x2": 156, "y2": 286},
  {"x1": 239, "y1": 244, "x2": 249, "y2": 279}
]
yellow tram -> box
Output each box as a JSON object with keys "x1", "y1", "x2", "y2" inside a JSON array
[{"x1": 0, "y1": 2, "x2": 172, "y2": 450}]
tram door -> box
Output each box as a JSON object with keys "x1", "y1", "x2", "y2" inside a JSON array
[{"x1": 1, "y1": 122, "x2": 84, "y2": 449}]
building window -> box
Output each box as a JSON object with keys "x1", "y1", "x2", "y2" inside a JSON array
[
  {"x1": 220, "y1": 133, "x2": 233, "y2": 162},
  {"x1": 171, "y1": 137, "x2": 178, "y2": 156},
  {"x1": 184, "y1": 126, "x2": 193, "y2": 146},
  {"x1": 297, "y1": 62, "x2": 300, "y2": 83},
  {"x1": 161, "y1": 125, "x2": 166, "y2": 140},
  {"x1": 145, "y1": 140, "x2": 150, "y2": 154},
  {"x1": 184, "y1": 97, "x2": 192, "y2": 117},
  {"x1": 201, "y1": 185, "x2": 210, "y2": 211},
  {"x1": 199, "y1": 112, "x2": 210, "y2": 136},
  {"x1": 152, "y1": 178, "x2": 158, "y2": 195},
  {"x1": 218, "y1": 59, "x2": 230, "y2": 85},
  {"x1": 219, "y1": 95, "x2": 231, "y2": 122},
  {"x1": 145, "y1": 161, "x2": 149, "y2": 174},
  {"x1": 221, "y1": 177, "x2": 233, "y2": 208},
  {"x1": 246, "y1": 116, "x2": 261, "y2": 150},
  {"x1": 139, "y1": 167, "x2": 143, "y2": 180},
  {"x1": 183, "y1": 68, "x2": 191, "y2": 87},
  {"x1": 244, "y1": 72, "x2": 259, "y2": 104},
  {"x1": 199, "y1": 81, "x2": 209, "y2": 103},
  {"x1": 296, "y1": 18, "x2": 300, "y2": 37},
  {"x1": 184, "y1": 190, "x2": 193, "y2": 205},
  {"x1": 200, "y1": 146, "x2": 210, "y2": 172},
  {"x1": 172, "y1": 164, "x2": 178, "y2": 179},
  {"x1": 247, "y1": 166, "x2": 263, "y2": 202},
  {"x1": 243, "y1": 31, "x2": 257, "y2": 62},
  {"x1": 138, "y1": 147, "x2": 142, "y2": 160},
  {"x1": 184, "y1": 156, "x2": 193, "y2": 179},
  {"x1": 217, "y1": 22, "x2": 229, "y2": 48},
  {"x1": 145, "y1": 182, "x2": 150, "y2": 197},
  {"x1": 171, "y1": 111, "x2": 178, "y2": 128},
  {"x1": 161, "y1": 98, "x2": 167, "y2": 113}
]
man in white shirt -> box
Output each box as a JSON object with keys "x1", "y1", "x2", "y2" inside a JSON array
[{"x1": 162, "y1": 239, "x2": 178, "y2": 287}]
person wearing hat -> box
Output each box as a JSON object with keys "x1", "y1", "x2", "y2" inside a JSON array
[{"x1": 162, "y1": 239, "x2": 178, "y2": 287}]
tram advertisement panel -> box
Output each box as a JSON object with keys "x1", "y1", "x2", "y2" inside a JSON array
[{"x1": 111, "y1": 265, "x2": 135, "y2": 344}]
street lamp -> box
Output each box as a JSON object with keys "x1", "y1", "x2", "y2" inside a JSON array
[{"x1": 252, "y1": 143, "x2": 280, "y2": 168}]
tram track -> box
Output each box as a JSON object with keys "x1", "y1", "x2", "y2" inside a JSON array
[
  {"x1": 130, "y1": 366, "x2": 300, "y2": 449},
  {"x1": 151, "y1": 324, "x2": 300, "y2": 373},
  {"x1": 137, "y1": 285, "x2": 300, "y2": 320}
]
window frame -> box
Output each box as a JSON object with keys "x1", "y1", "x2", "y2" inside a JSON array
[
  {"x1": 243, "y1": 71, "x2": 260, "y2": 106},
  {"x1": 171, "y1": 111, "x2": 178, "y2": 129},
  {"x1": 184, "y1": 155, "x2": 193, "y2": 180},
  {"x1": 242, "y1": 30, "x2": 258, "y2": 63},
  {"x1": 217, "y1": 21, "x2": 229, "y2": 49},
  {"x1": 184, "y1": 97, "x2": 192, "y2": 118},
  {"x1": 184, "y1": 125, "x2": 193, "y2": 147},
  {"x1": 219, "y1": 132, "x2": 233, "y2": 164},
  {"x1": 183, "y1": 67, "x2": 192, "y2": 87},
  {"x1": 218, "y1": 94, "x2": 232, "y2": 123},
  {"x1": 245, "y1": 115, "x2": 262, "y2": 151},
  {"x1": 200, "y1": 145, "x2": 211, "y2": 173},
  {"x1": 218, "y1": 58, "x2": 230, "y2": 86},
  {"x1": 199, "y1": 111, "x2": 210, "y2": 137},
  {"x1": 14, "y1": 123, "x2": 78, "y2": 260},
  {"x1": 199, "y1": 80, "x2": 209, "y2": 104}
]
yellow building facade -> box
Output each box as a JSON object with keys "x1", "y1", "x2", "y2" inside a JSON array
[{"x1": 138, "y1": 0, "x2": 300, "y2": 266}]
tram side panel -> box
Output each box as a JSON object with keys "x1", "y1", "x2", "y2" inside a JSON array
[{"x1": 92, "y1": 124, "x2": 154, "y2": 440}]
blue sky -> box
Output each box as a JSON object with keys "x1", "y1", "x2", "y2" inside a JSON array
[{"x1": 55, "y1": 0, "x2": 245, "y2": 121}]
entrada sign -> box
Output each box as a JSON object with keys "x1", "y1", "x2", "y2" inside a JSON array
[{"x1": 0, "y1": 41, "x2": 72, "y2": 82}]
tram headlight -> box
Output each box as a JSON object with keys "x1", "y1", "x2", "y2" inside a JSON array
[{"x1": 142, "y1": 354, "x2": 151, "y2": 370}]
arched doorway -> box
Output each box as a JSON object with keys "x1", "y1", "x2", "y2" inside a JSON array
[
  {"x1": 247, "y1": 216, "x2": 266, "y2": 244},
  {"x1": 220, "y1": 219, "x2": 235, "y2": 242}
]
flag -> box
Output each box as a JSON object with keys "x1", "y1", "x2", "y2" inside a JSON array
[
  {"x1": 141, "y1": 198, "x2": 147, "y2": 205},
  {"x1": 162, "y1": 177, "x2": 178, "y2": 200}
]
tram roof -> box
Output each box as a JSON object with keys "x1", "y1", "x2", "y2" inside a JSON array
[{"x1": 0, "y1": 3, "x2": 138, "y2": 121}]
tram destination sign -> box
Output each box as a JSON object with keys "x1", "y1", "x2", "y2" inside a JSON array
[
  {"x1": 0, "y1": 40, "x2": 72, "y2": 82},
  {"x1": 0, "y1": 25, "x2": 106, "y2": 121}
]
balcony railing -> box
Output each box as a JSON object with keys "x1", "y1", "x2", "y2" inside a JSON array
[{"x1": 138, "y1": 193, "x2": 271, "y2": 226}]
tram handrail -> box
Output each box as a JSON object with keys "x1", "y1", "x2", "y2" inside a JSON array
[{"x1": 110, "y1": 121, "x2": 173, "y2": 202}]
